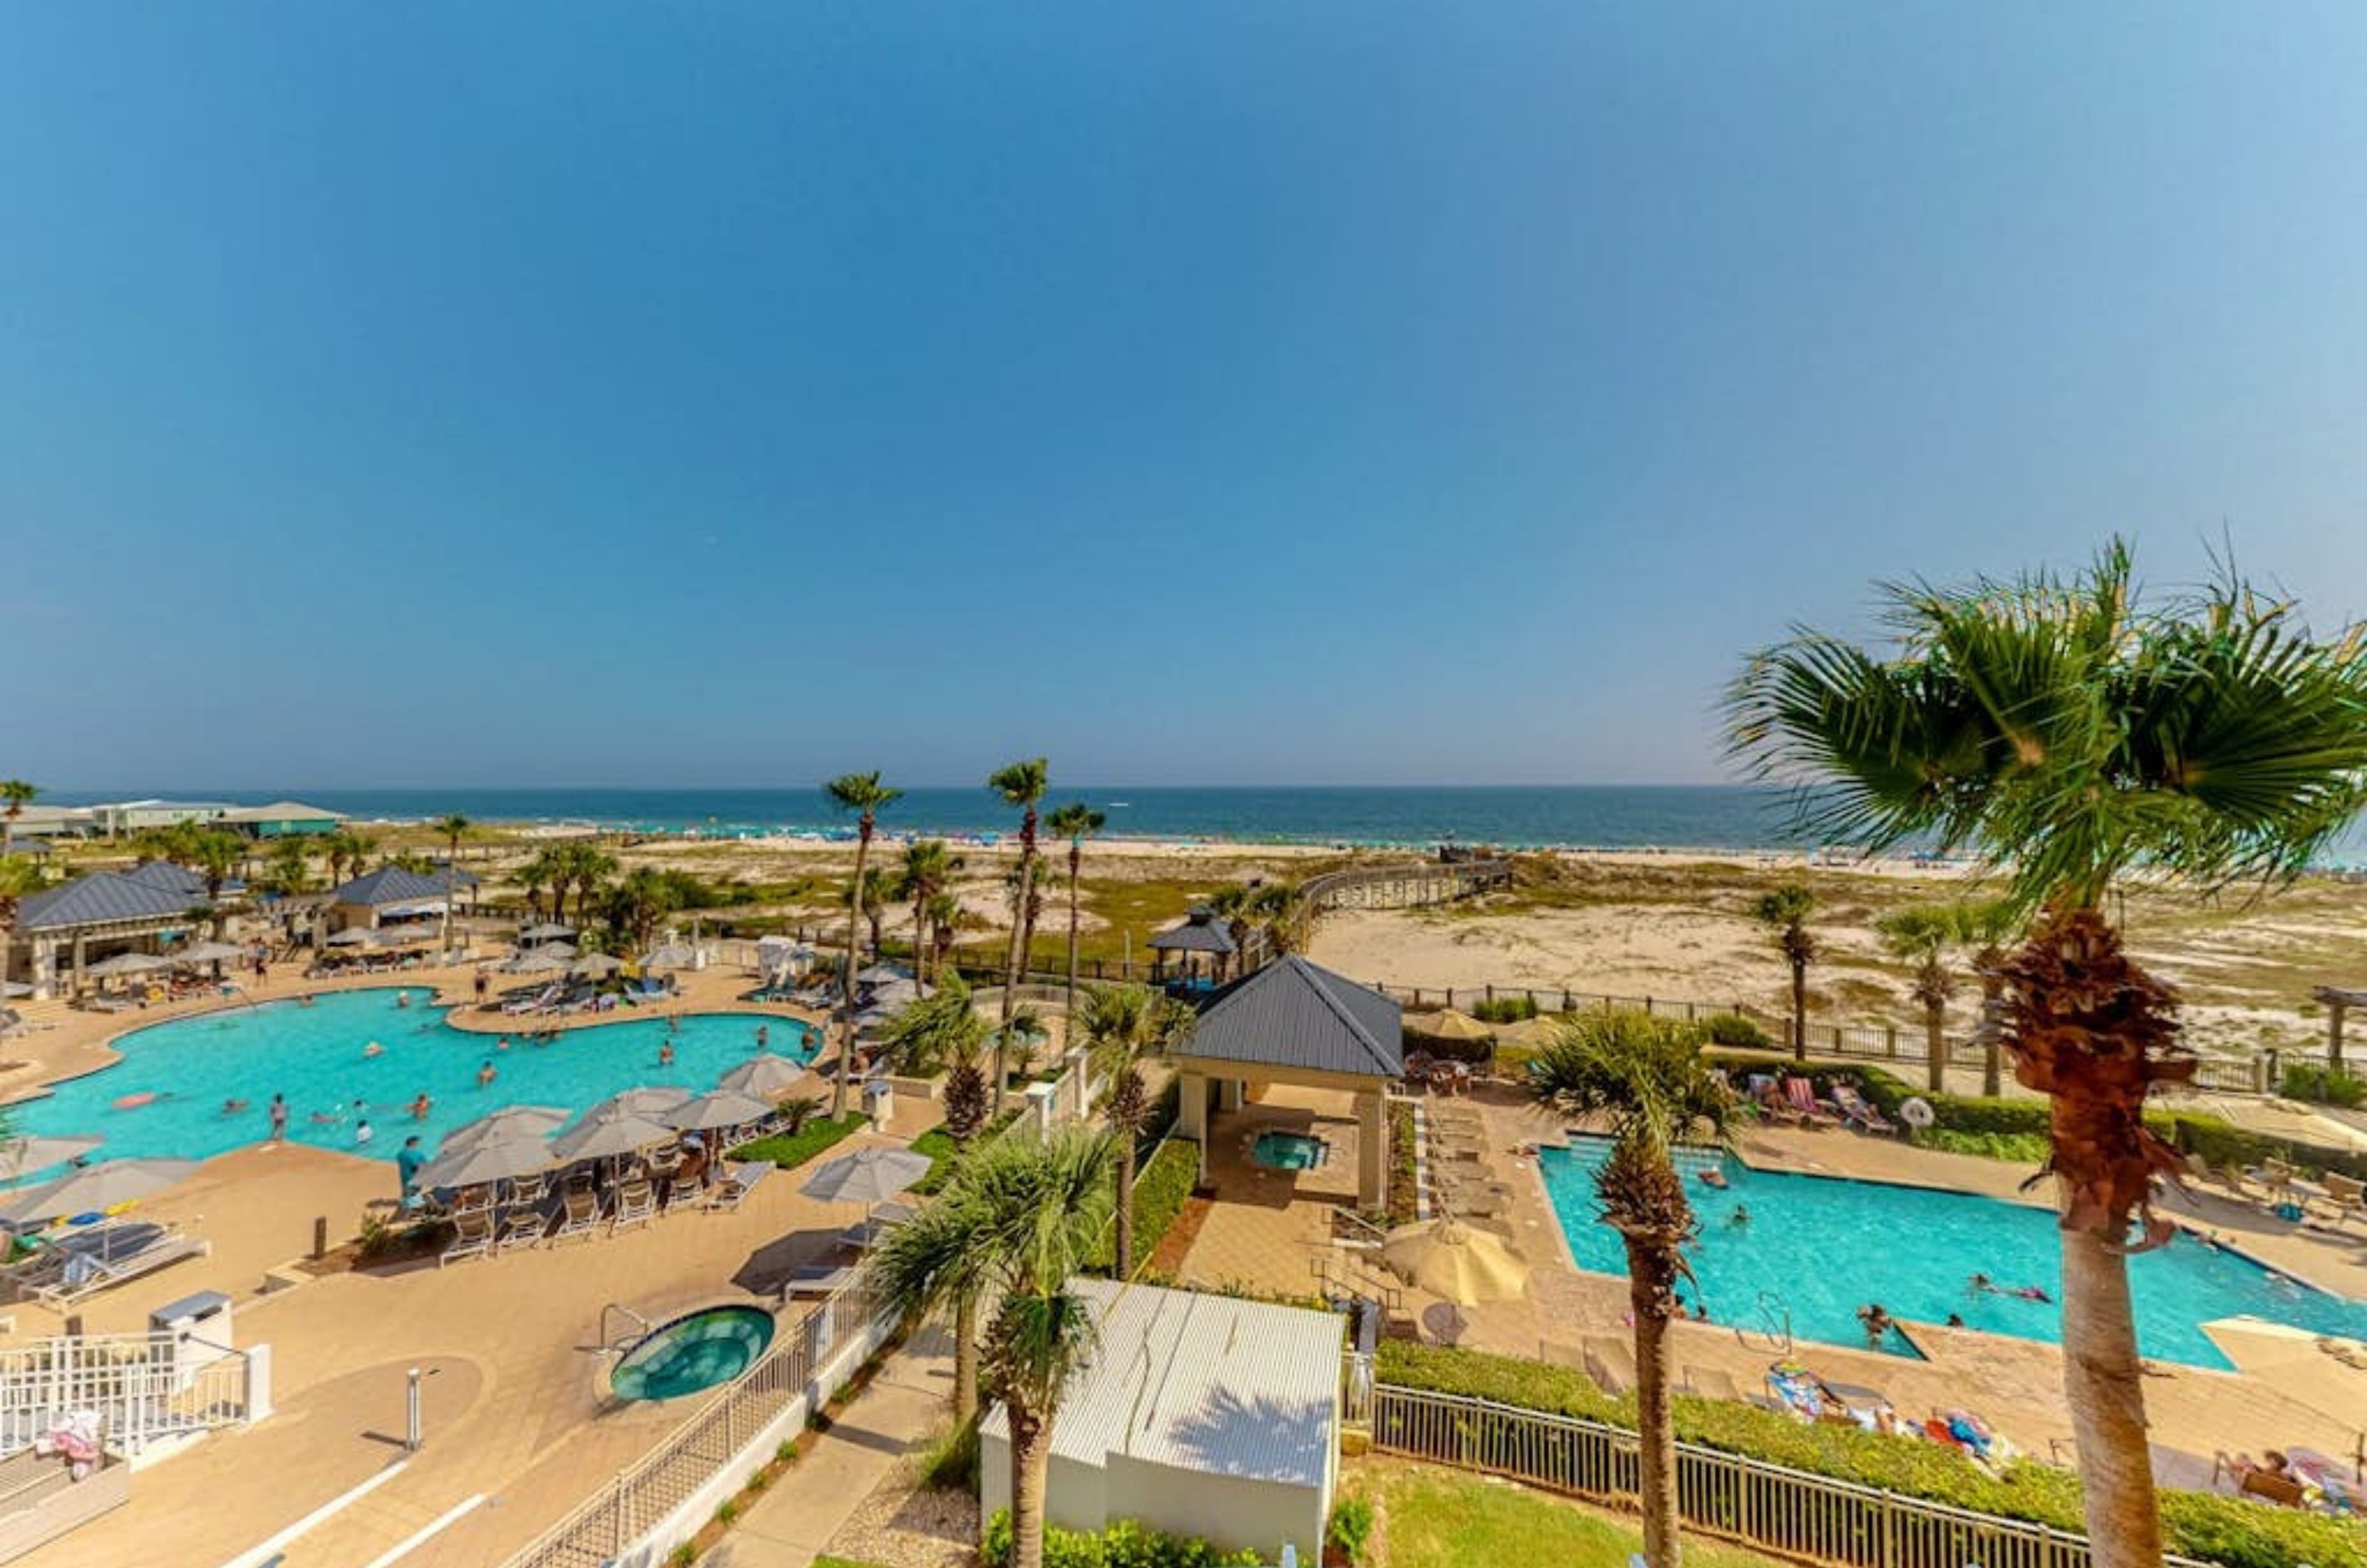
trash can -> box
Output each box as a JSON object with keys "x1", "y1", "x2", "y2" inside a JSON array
[{"x1": 151, "y1": 1289, "x2": 234, "y2": 1376}]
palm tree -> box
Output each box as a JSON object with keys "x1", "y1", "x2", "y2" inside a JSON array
[
  {"x1": 896, "y1": 839, "x2": 963, "y2": 982},
  {"x1": 1729, "y1": 539, "x2": 2367, "y2": 1568},
  {"x1": 1961, "y1": 900, "x2": 2021, "y2": 1096},
  {"x1": 1876, "y1": 905, "x2": 1959, "y2": 1094},
  {"x1": 1078, "y1": 983, "x2": 1192, "y2": 1275},
  {"x1": 1750, "y1": 884, "x2": 1817, "y2": 1060},
  {"x1": 607, "y1": 866, "x2": 686, "y2": 950},
  {"x1": 825, "y1": 772, "x2": 902, "y2": 1121},
  {"x1": 1252, "y1": 879, "x2": 1309, "y2": 956},
  {"x1": 866, "y1": 1128, "x2": 1118, "y2": 1568},
  {"x1": 874, "y1": 970, "x2": 987, "y2": 1078},
  {"x1": 265, "y1": 837, "x2": 316, "y2": 896},
  {"x1": 515, "y1": 848, "x2": 563, "y2": 925},
  {"x1": 1207, "y1": 882, "x2": 1258, "y2": 964},
  {"x1": 432, "y1": 813, "x2": 472, "y2": 954},
  {"x1": 0, "y1": 780, "x2": 36, "y2": 859},
  {"x1": 1044, "y1": 804, "x2": 1105, "y2": 1019},
  {"x1": 1525, "y1": 1012, "x2": 1730, "y2": 1568},
  {"x1": 925, "y1": 891, "x2": 962, "y2": 976},
  {"x1": 556, "y1": 845, "x2": 617, "y2": 926},
  {"x1": 987, "y1": 758, "x2": 1049, "y2": 1106},
  {"x1": 840, "y1": 865, "x2": 894, "y2": 956}
]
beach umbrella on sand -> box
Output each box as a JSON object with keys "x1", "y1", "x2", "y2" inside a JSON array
[
  {"x1": 571, "y1": 952, "x2": 626, "y2": 979},
  {"x1": 0, "y1": 1158, "x2": 200, "y2": 1229},
  {"x1": 1381, "y1": 1217, "x2": 1530, "y2": 1305},
  {"x1": 717, "y1": 1055, "x2": 808, "y2": 1099},
  {"x1": 1493, "y1": 1016, "x2": 1565, "y2": 1052},
  {"x1": 414, "y1": 1132, "x2": 556, "y2": 1191},
  {"x1": 550, "y1": 1106, "x2": 675, "y2": 1164},
  {"x1": 504, "y1": 950, "x2": 570, "y2": 976},
  {"x1": 441, "y1": 1106, "x2": 570, "y2": 1155},
  {"x1": 171, "y1": 940, "x2": 247, "y2": 967},
  {"x1": 587, "y1": 1086, "x2": 690, "y2": 1121},
  {"x1": 642, "y1": 943, "x2": 695, "y2": 971},
  {"x1": 799, "y1": 1146, "x2": 930, "y2": 1209},
  {"x1": 663, "y1": 1089, "x2": 772, "y2": 1133},
  {"x1": 0, "y1": 1135, "x2": 101, "y2": 1186},
  {"x1": 85, "y1": 953, "x2": 172, "y2": 978},
  {"x1": 1410, "y1": 1009, "x2": 1494, "y2": 1044},
  {"x1": 519, "y1": 923, "x2": 575, "y2": 944}
]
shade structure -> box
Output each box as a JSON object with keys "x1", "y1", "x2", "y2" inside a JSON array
[
  {"x1": 0, "y1": 1158, "x2": 200, "y2": 1228},
  {"x1": 504, "y1": 950, "x2": 571, "y2": 975},
  {"x1": 642, "y1": 943, "x2": 695, "y2": 970},
  {"x1": 413, "y1": 1133, "x2": 556, "y2": 1191},
  {"x1": 855, "y1": 962, "x2": 912, "y2": 986},
  {"x1": 587, "y1": 1086, "x2": 690, "y2": 1121},
  {"x1": 1380, "y1": 1217, "x2": 1531, "y2": 1305},
  {"x1": 664, "y1": 1089, "x2": 773, "y2": 1132},
  {"x1": 84, "y1": 952, "x2": 172, "y2": 977},
  {"x1": 717, "y1": 1055, "x2": 808, "y2": 1098},
  {"x1": 799, "y1": 1146, "x2": 931, "y2": 1208},
  {"x1": 171, "y1": 940, "x2": 247, "y2": 966},
  {"x1": 1409, "y1": 1009, "x2": 1494, "y2": 1044},
  {"x1": 440, "y1": 1105, "x2": 571, "y2": 1154},
  {"x1": 571, "y1": 952, "x2": 626, "y2": 979},
  {"x1": 519, "y1": 923, "x2": 576, "y2": 943},
  {"x1": 549, "y1": 1106, "x2": 676, "y2": 1164},
  {"x1": 1493, "y1": 1016, "x2": 1565, "y2": 1052},
  {"x1": 324, "y1": 930, "x2": 373, "y2": 948},
  {"x1": 0, "y1": 1135, "x2": 101, "y2": 1184}
]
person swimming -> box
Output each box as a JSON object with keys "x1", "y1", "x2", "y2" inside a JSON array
[
  {"x1": 220, "y1": 1098, "x2": 249, "y2": 1115},
  {"x1": 1857, "y1": 1302, "x2": 1894, "y2": 1344},
  {"x1": 1971, "y1": 1273, "x2": 2051, "y2": 1302},
  {"x1": 477, "y1": 1061, "x2": 498, "y2": 1088},
  {"x1": 395, "y1": 991, "x2": 411, "y2": 1009},
  {"x1": 362, "y1": 1040, "x2": 384, "y2": 1059},
  {"x1": 754, "y1": 1024, "x2": 769, "y2": 1048},
  {"x1": 1697, "y1": 1166, "x2": 1729, "y2": 1190},
  {"x1": 658, "y1": 1041, "x2": 675, "y2": 1067},
  {"x1": 408, "y1": 1092, "x2": 433, "y2": 1121},
  {"x1": 1728, "y1": 1204, "x2": 1750, "y2": 1226},
  {"x1": 495, "y1": 1035, "x2": 510, "y2": 1052}
]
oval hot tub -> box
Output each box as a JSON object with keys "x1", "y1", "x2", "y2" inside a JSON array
[{"x1": 611, "y1": 1305, "x2": 777, "y2": 1402}]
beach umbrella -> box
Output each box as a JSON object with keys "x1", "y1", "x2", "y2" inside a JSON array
[
  {"x1": 663, "y1": 1089, "x2": 773, "y2": 1132},
  {"x1": 717, "y1": 1055, "x2": 808, "y2": 1098},
  {"x1": 414, "y1": 1132, "x2": 556, "y2": 1191},
  {"x1": 587, "y1": 1086, "x2": 690, "y2": 1121},
  {"x1": 504, "y1": 950, "x2": 570, "y2": 975},
  {"x1": 440, "y1": 1106, "x2": 570, "y2": 1154},
  {"x1": 550, "y1": 1106, "x2": 675, "y2": 1164},
  {"x1": 1493, "y1": 1016, "x2": 1565, "y2": 1052},
  {"x1": 1380, "y1": 1217, "x2": 1530, "y2": 1305},
  {"x1": 855, "y1": 962, "x2": 912, "y2": 986},
  {"x1": 325, "y1": 930, "x2": 373, "y2": 948},
  {"x1": 799, "y1": 1146, "x2": 931, "y2": 1209},
  {"x1": 0, "y1": 1158, "x2": 200, "y2": 1228},
  {"x1": 571, "y1": 952, "x2": 626, "y2": 979},
  {"x1": 171, "y1": 940, "x2": 247, "y2": 966},
  {"x1": 1410, "y1": 1009, "x2": 1494, "y2": 1044},
  {"x1": 0, "y1": 1135, "x2": 101, "y2": 1186},
  {"x1": 84, "y1": 953, "x2": 172, "y2": 978},
  {"x1": 519, "y1": 923, "x2": 575, "y2": 944},
  {"x1": 642, "y1": 943, "x2": 695, "y2": 970}
]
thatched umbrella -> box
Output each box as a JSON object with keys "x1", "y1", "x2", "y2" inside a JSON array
[{"x1": 1380, "y1": 1217, "x2": 1531, "y2": 1305}]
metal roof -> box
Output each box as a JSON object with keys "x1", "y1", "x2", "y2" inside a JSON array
[
  {"x1": 331, "y1": 865, "x2": 478, "y2": 905},
  {"x1": 982, "y1": 1280, "x2": 1342, "y2": 1488},
  {"x1": 216, "y1": 800, "x2": 345, "y2": 824},
  {"x1": 121, "y1": 861, "x2": 210, "y2": 899},
  {"x1": 17, "y1": 873, "x2": 200, "y2": 931},
  {"x1": 1149, "y1": 913, "x2": 1237, "y2": 955},
  {"x1": 1186, "y1": 956, "x2": 1403, "y2": 1078}
]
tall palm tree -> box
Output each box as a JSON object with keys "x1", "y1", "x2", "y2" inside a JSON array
[
  {"x1": 1876, "y1": 905, "x2": 1959, "y2": 1094},
  {"x1": 432, "y1": 813, "x2": 472, "y2": 954},
  {"x1": 825, "y1": 772, "x2": 902, "y2": 1121},
  {"x1": 866, "y1": 1128, "x2": 1118, "y2": 1568},
  {"x1": 515, "y1": 848, "x2": 562, "y2": 925},
  {"x1": 1252, "y1": 879, "x2": 1309, "y2": 956},
  {"x1": 558, "y1": 844, "x2": 618, "y2": 926},
  {"x1": 1525, "y1": 1012, "x2": 1730, "y2": 1568},
  {"x1": 265, "y1": 837, "x2": 315, "y2": 896},
  {"x1": 1750, "y1": 883, "x2": 1817, "y2": 1060},
  {"x1": 0, "y1": 780, "x2": 37, "y2": 859},
  {"x1": 987, "y1": 758, "x2": 1049, "y2": 1106},
  {"x1": 840, "y1": 865, "x2": 894, "y2": 956},
  {"x1": 1729, "y1": 539, "x2": 2367, "y2": 1568},
  {"x1": 1206, "y1": 882, "x2": 1261, "y2": 976},
  {"x1": 924, "y1": 891, "x2": 962, "y2": 977},
  {"x1": 874, "y1": 970, "x2": 987, "y2": 1078},
  {"x1": 896, "y1": 839, "x2": 963, "y2": 982},
  {"x1": 1078, "y1": 983, "x2": 1192, "y2": 1276},
  {"x1": 1044, "y1": 803, "x2": 1105, "y2": 1019},
  {"x1": 607, "y1": 866, "x2": 686, "y2": 950}
]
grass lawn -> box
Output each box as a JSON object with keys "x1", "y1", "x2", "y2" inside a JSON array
[
  {"x1": 1348, "y1": 1460, "x2": 1794, "y2": 1568},
  {"x1": 729, "y1": 1112, "x2": 868, "y2": 1169}
]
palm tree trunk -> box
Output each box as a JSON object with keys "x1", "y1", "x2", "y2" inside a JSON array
[
  {"x1": 2059, "y1": 1227, "x2": 2165, "y2": 1568},
  {"x1": 834, "y1": 825, "x2": 871, "y2": 1122},
  {"x1": 1064, "y1": 845, "x2": 1081, "y2": 1027},
  {"x1": 1114, "y1": 1139, "x2": 1137, "y2": 1277},
  {"x1": 913, "y1": 892, "x2": 929, "y2": 984},
  {"x1": 1625, "y1": 1236, "x2": 1682, "y2": 1568},
  {"x1": 1925, "y1": 1001, "x2": 1947, "y2": 1094},
  {"x1": 441, "y1": 835, "x2": 456, "y2": 956},
  {"x1": 1790, "y1": 959, "x2": 1808, "y2": 1062},
  {"x1": 953, "y1": 1291, "x2": 979, "y2": 1423},
  {"x1": 1008, "y1": 1401, "x2": 1052, "y2": 1568}
]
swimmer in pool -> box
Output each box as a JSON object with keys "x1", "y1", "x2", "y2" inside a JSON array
[
  {"x1": 1729, "y1": 1204, "x2": 1749, "y2": 1226},
  {"x1": 1698, "y1": 1166, "x2": 1729, "y2": 1190},
  {"x1": 658, "y1": 1041, "x2": 675, "y2": 1067},
  {"x1": 477, "y1": 1061, "x2": 498, "y2": 1088},
  {"x1": 495, "y1": 1035, "x2": 510, "y2": 1052},
  {"x1": 221, "y1": 1098, "x2": 249, "y2": 1115},
  {"x1": 362, "y1": 1041, "x2": 384, "y2": 1059},
  {"x1": 408, "y1": 1092, "x2": 433, "y2": 1121},
  {"x1": 396, "y1": 992, "x2": 411, "y2": 1009}
]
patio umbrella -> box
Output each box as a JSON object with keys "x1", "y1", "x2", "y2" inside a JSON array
[
  {"x1": 519, "y1": 923, "x2": 575, "y2": 943},
  {"x1": 1494, "y1": 1016, "x2": 1566, "y2": 1052},
  {"x1": 504, "y1": 950, "x2": 570, "y2": 975},
  {"x1": 84, "y1": 953, "x2": 172, "y2": 978},
  {"x1": 0, "y1": 1135, "x2": 101, "y2": 1185},
  {"x1": 855, "y1": 962, "x2": 911, "y2": 986},
  {"x1": 664, "y1": 1089, "x2": 773, "y2": 1132},
  {"x1": 413, "y1": 1132, "x2": 556, "y2": 1191},
  {"x1": 642, "y1": 943, "x2": 695, "y2": 970},
  {"x1": 1410, "y1": 1009, "x2": 1494, "y2": 1044},
  {"x1": 571, "y1": 952, "x2": 625, "y2": 979},
  {"x1": 325, "y1": 930, "x2": 373, "y2": 949},
  {"x1": 0, "y1": 1158, "x2": 200, "y2": 1228},
  {"x1": 717, "y1": 1055, "x2": 808, "y2": 1098},
  {"x1": 171, "y1": 940, "x2": 247, "y2": 966},
  {"x1": 1381, "y1": 1217, "x2": 1531, "y2": 1305},
  {"x1": 799, "y1": 1146, "x2": 931, "y2": 1209},
  {"x1": 550, "y1": 1106, "x2": 676, "y2": 1164},
  {"x1": 587, "y1": 1086, "x2": 690, "y2": 1121},
  {"x1": 440, "y1": 1106, "x2": 571, "y2": 1154}
]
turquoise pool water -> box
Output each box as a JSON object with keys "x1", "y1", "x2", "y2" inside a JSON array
[
  {"x1": 15, "y1": 990, "x2": 819, "y2": 1163},
  {"x1": 1252, "y1": 1131, "x2": 1327, "y2": 1170},
  {"x1": 611, "y1": 1305, "x2": 777, "y2": 1401},
  {"x1": 1539, "y1": 1140, "x2": 2367, "y2": 1370}
]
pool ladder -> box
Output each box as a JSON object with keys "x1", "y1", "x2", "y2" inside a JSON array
[{"x1": 599, "y1": 1302, "x2": 654, "y2": 1354}]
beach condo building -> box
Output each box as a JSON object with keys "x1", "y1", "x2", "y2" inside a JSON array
[
  {"x1": 213, "y1": 801, "x2": 345, "y2": 839},
  {"x1": 979, "y1": 1279, "x2": 1344, "y2": 1562},
  {"x1": 87, "y1": 800, "x2": 240, "y2": 837}
]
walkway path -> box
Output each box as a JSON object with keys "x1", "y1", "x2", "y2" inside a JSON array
[{"x1": 704, "y1": 1326, "x2": 958, "y2": 1568}]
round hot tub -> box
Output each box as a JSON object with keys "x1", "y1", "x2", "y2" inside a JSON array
[{"x1": 611, "y1": 1305, "x2": 777, "y2": 1402}]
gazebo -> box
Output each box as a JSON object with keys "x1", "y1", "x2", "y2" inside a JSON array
[
  {"x1": 1171, "y1": 956, "x2": 1401, "y2": 1209},
  {"x1": 5, "y1": 873, "x2": 201, "y2": 1000},
  {"x1": 1149, "y1": 907, "x2": 1237, "y2": 985},
  {"x1": 328, "y1": 865, "x2": 480, "y2": 933},
  {"x1": 2313, "y1": 985, "x2": 2367, "y2": 1068}
]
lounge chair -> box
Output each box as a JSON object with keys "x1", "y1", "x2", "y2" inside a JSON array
[
  {"x1": 835, "y1": 1201, "x2": 917, "y2": 1251},
  {"x1": 496, "y1": 1207, "x2": 547, "y2": 1251},
  {"x1": 1582, "y1": 1336, "x2": 1637, "y2": 1396},
  {"x1": 2314, "y1": 1172, "x2": 2366, "y2": 1230},
  {"x1": 611, "y1": 1179, "x2": 657, "y2": 1233},
  {"x1": 780, "y1": 1263, "x2": 857, "y2": 1298},
  {"x1": 1783, "y1": 1077, "x2": 1842, "y2": 1127},
  {"x1": 703, "y1": 1161, "x2": 770, "y2": 1213},
  {"x1": 550, "y1": 1188, "x2": 602, "y2": 1245},
  {"x1": 29, "y1": 1229, "x2": 209, "y2": 1308},
  {"x1": 441, "y1": 1210, "x2": 495, "y2": 1267},
  {"x1": 1681, "y1": 1366, "x2": 1743, "y2": 1401},
  {"x1": 1829, "y1": 1085, "x2": 1897, "y2": 1137}
]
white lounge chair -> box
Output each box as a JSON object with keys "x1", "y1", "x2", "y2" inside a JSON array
[
  {"x1": 550, "y1": 1188, "x2": 602, "y2": 1245},
  {"x1": 780, "y1": 1263, "x2": 857, "y2": 1298},
  {"x1": 610, "y1": 1179, "x2": 657, "y2": 1233},
  {"x1": 440, "y1": 1210, "x2": 495, "y2": 1267},
  {"x1": 703, "y1": 1162, "x2": 770, "y2": 1214},
  {"x1": 31, "y1": 1231, "x2": 209, "y2": 1307},
  {"x1": 496, "y1": 1207, "x2": 547, "y2": 1251}
]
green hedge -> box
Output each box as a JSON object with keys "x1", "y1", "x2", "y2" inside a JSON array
[
  {"x1": 1374, "y1": 1343, "x2": 2365, "y2": 1568},
  {"x1": 982, "y1": 1511, "x2": 1260, "y2": 1567},
  {"x1": 909, "y1": 1108, "x2": 1024, "y2": 1195},
  {"x1": 728, "y1": 1113, "x2": 868, "y2": 1169},
  {"x1": 1090, "y1": 1137, "x2": 1200, "y2": 1275},
  {"x1": 2280, "y1": 1062, "x2": 2366, "y2": 1108}
]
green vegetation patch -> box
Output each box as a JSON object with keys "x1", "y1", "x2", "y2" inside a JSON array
[
  {"x1": 1090, "y1": 1137, "x2": 1200, "y2": 1274},
  {"x1": 1354, "y1": 1463, "x2": 1793, "y2": 1568},
  {"x1": 729, "y1": 1112, "x2": 868, "y2": 1170},
  {"x1": 982, "y1": 1511, "x2": 1260, "y2": 1567}
]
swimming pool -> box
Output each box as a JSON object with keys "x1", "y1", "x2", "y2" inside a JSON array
[
  {"x1": 12, "y1": 990, "x2": 820, "y2": 1165},
  {"x1": 1539, "y1": 1140, "x2": 2367, "y2": 1369},
  {"x1": 611, "y1": 1305, "x2": 777, "y2": 1401}
]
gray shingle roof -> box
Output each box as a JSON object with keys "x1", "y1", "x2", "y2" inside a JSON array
[
  {"x1": 17, "y1": 873, "x2": 201, "y2": 931},
  {"x1": 331, "y1": 865, "x2": 475, "y2": 906},
  {"x1": 121, "y1": 861, "x2": 210, "y2": 899},
  {"x1": 1149, "y1": 913, "x2": 1237, "y2": 954},
  {"x1": 1186, "y1": 956, "x2": 1402, "y2": 1078}
]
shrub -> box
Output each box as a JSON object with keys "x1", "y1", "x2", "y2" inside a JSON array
[
  {"x1": 1704, "y1": 1013, "x2": 1772, "y2": 1050},
  {"x1": 713, "y1": 1499, "x2": 737, "y2": 1526},
  {"x1": 1093, "y1": 1138, "x2": 1200, "y2": 1274},
  {"x1": 729, "y1": 1112, "x2": 868, "y2": 1169},
  {"x1": 981, "y1": 1512, "x2": 1263, "y2": 1568},
  {"x1": 1471, "y1": 995, "x2": 1539, "y2": 1023},
  {"x1": 918, "y1": 1416, "x2": 980, "y2": 1492},
  {"x1": 2280, "y1": 1061, "x2": 2366, "y2": 1108},
  {"x1": 910, "y1": 1108, "x2": 1023, "y2": 1194},
  {"x1": 1372, "y1": 1342, "x2": 2366, "y2": 1568},
  {"x1": 1387, "y1": 1101, "x2": 1419, "y2": 1226},
  {"x1": 1326, "y1": 1497, "x2": 1375, "y2": 1564},
  {"x1": 1915, "y1": 1129, "x2": 2051, "y2": 1163}
]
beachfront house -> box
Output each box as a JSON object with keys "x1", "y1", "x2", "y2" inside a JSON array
[
  {"x1": 979, "y1": 1279, "x2": 1344, "y2": 1561},
  {"x1": 5, "y1": 872, "x2": 210, "y2": 1000},
  {"x1": 327, "y1": 865, "x2": 479, "y2": 934},
  {"x1": 214, "y1": 801, "x2": 345, "y2": 839},
  {"x1": 1172, "y1": 956, "x2": 1401, "y2": 1211}
]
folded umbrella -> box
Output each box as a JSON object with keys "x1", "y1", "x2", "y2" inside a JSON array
[{"x1": 0, "y1": 1158, "x2": 200, "y2": 1229}]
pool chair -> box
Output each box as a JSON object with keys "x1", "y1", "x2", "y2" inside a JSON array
[
  {"x1": 780, "y1": 1262, "x2": 858, "y2": 1299},
  {"x1": 1782, "y1": 1078, "x2": 1842, "y2": 1127},
  {"x1": 441, "y1": 1209, "x2": 496, "y2": 1267},
  {"x1": 611, "y1": 1179, "x2": 658, "y2": 1233},
  {"x1": 703, "y1": 1162, "x2": 770, "y2": 1214},
  {"x1": 551, "y1": 1188, "x2": 604, "y2": 1245},
  {"x1": 30, "y1": 1228, "x2": 210, "y2": 1308},
  {"x1": 836, "y1": 1201, "x2": 916, "y2": 1251},
  {"x1": 1829, "y1": 1085, "x2": 1897, "y2": 1137},
  {"x1": 1680, "y1": 1366, "x2": 1743, "y2": 1402},
  {"x1": 2315, "y1": 1172, "x2": 2366, "y2": 1231},
  {"x1": 496, "y1": 1206, "x2": 548, "y2": 1252},
  {"x1": 1581, "y1": 1336, "x2": 1637, "y2": 1396}
]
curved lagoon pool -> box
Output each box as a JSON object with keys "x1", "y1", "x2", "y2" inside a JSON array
[
  {"x1": 1540, "y1": 1139, "x2": 2367, "y2": 1369},
  {"x1": 612, "y1": 1305, "x2": 777, "y2": 1401},
  {"x1": 13, "y1": 990, "x2": 819, "y2": 1163}
]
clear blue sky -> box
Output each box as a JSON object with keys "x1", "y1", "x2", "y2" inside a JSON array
[{"x1": 7, "y1": 5, "x2": 2366, "y2": 790}]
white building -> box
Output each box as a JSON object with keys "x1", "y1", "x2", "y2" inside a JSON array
[{"x1": 981, "y1": 1280, "x2": 1344, "y2": 1561}]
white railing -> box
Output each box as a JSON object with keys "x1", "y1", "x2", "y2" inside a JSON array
[
  {"x1": 1364, "y1": 1386, "x2": 2218, "y2": 1568},
  {"x1": 0, "y1": 1331, "x2": 257, "y2": 1457}
]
